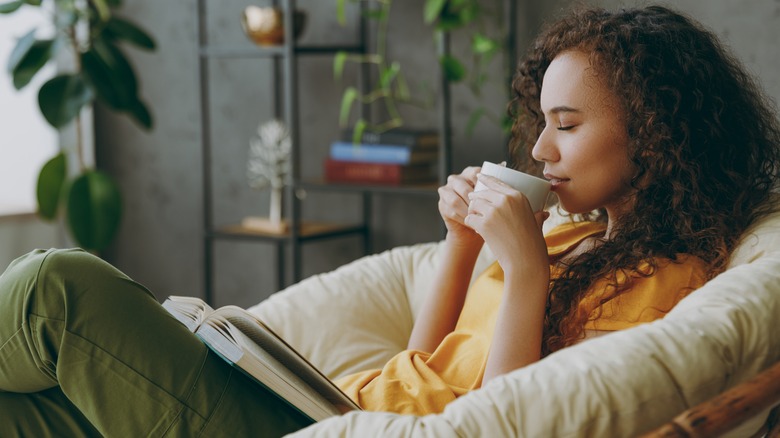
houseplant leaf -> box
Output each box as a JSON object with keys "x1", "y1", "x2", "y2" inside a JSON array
[
  {"x1": 36, "y1": 152, "x2": 67, "y2": 220},
  {"x1": 23, "y1": 0, "x2": 41, "y2": 5},
  {"x1": 38, "y1": 74, "x2": 94, "y2": 128},
  {"x1": 440, "y1": 55, "x2": 465, "y2": 82},
  {"x1": 11, "y1": 38, "x2": 58, "y2": 90},
  {"x1": 472, "y1": 33, "x2": 498, "y2": 55},
  {"x1": 339, "y1": 86, "x2": 358, "y2": 127},
  {"x1": 104, "y1": 16, "x2": 156, "y2": 50},
  {"x1": 423, "y1": 0, "x2": 446, "y2": 24},
  {"x1": 336, "y1": 0, "x2": 346, "y2": 26},
  {"x1": 351, "y1": 118, "x2": 367, "y2": 144},
  {"x1": 89, "y1": 0, "x2": 110, "y2": 23},
  {"x1": 66, "y1": 170, "x2": 122, "y2": 251},
  {"x1": 81, "y1": 39, "x2": 137, "y2": 110},
  {"x1": 128, "y1": 98, "x2": 153, "y2": 129},
  {"x1": 0, "y1": 0, "x2": 23, "y2": 13},
  {"x1": 379, "y1": 62, "x2": 400, "y2": 91},
  {"x1": 333, "y1": 51, "x2": 347, "y2": 80},
  {"x1": 6, "y1": 29, "x2": 35, "y2": 74}
]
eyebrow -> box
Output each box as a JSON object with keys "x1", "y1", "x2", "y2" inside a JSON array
[{"x1": 548, "y1": 105, "x2": 581, "y2": 115}]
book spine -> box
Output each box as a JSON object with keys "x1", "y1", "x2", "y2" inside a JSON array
[
  {"x1": 329, "y1": 142, "x2": 413, "y2": 164},
  {"x1": 324, "y1": 160, "x2": 404, "y2": 185}
]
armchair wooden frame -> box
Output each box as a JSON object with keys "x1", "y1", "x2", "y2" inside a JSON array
[{"x1": 643, "y1": 360, "x2": 780, "y2": 437}]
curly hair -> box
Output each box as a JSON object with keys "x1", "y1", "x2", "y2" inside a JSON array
[{"x1": 507, "y1": 5, "x2": 780, "y2": 355}]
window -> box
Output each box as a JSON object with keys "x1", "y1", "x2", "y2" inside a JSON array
[{"x1": 0, "y1": 8, "x2": 57, "y2": 216}]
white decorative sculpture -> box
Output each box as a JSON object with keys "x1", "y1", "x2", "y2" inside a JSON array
[{"x1": 245, "y1": 119, "x2": 291, "y2": 233}]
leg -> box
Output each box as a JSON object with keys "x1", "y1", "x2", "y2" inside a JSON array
[
  {"x1": 0, "y1": 387, "x2": 100, "y2": 437},
  {"x1": 0, "y1": 249, "x2": 312, "y2": 437}
]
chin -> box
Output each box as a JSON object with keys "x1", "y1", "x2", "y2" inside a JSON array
[{"x1": 554, "y1": 197, "x2": 597, "y2": 216}]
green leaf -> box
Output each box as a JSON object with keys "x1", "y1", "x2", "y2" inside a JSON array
[
  {"x1": 81, "y1": 39, "x2": 137, "y2": 109},
  {"x1": 104, "y1": 0, "x2": 121, "y2": 6},
  {"x1": 7, "y1": 29, "x2": 35, "y2": 74},
  {"x1": 440, "y1": 55, "x2": 465, "y2": 82},
  {"x1": 351, "y1": 119, "x2": 367, "y2": 144},
  {"x1": 38, "y1": 74, "x2": 94, "y2": 128},
  {"x1": 423, "y1": 0, "x2": 446, "y2": 24},
  {"x1": 0, "y1": 0, "x2": 23, "y2": 13},
  {"x1": 89, "y1": 0, "x2": 110, "y2": 22},
  {"x1": 336, "y1": 0, "x2": 346, "y2": 26},
  {"x1": 465, "y1": 107, "x2": 485, "y2": 137},
  {"x1": 339, "y1": 86, "x2": 359, "y2": 127},
  {"x1": 104, "y1": 17, "x2": 156, "y2": 50},
  {"x1": 23, "y1": 0, "x2": 41, "y2": 5},
  {"x1": 472, "y1": 33, "x2": 498, "y2": 55},
  {"x1": 333, "y1": 51, "x2": 347, "y2": 80},
  {"x1": 379, "y1": 62, "x2": 400, "y2": 91},
  {"x1": 501, "y1": 114, "x2": 513, "y2": 134},
  {"x1": 128, "y1": 99, "x2": 152, "y2": 129},
  {"x1": 36, "y1": 152, "x2": 67, "y2": 220},
  {"x1": 66, "y1": 170, "x2": 122, "y2": 251},
  {"x1": 11, "y1": 38, "x2": 58, "y2": 90}
]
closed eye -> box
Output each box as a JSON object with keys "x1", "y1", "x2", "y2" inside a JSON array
[{"x1": 557, "y1": 125, "x2": 575, "y2": 131}]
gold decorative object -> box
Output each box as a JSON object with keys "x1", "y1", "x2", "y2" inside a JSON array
[{"x1": 240, "y1": 6, "x2": 306, "y2": 46}]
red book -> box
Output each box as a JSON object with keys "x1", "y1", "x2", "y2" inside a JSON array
[{"x1": 324, "y1": 159, "x2": 437, "y2": 186}]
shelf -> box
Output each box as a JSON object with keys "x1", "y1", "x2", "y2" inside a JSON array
[
  {"x1": 199, "y1": 44, "x2": 364, "y2": 59},
  {"x1": 212, "y1": 221, "x2": 367, "y2": 242},
  {"x1": 297, "y1": 180, "x2": 440, "y2": 196}
]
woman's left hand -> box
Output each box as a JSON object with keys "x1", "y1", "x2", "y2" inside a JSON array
[{"x1": 465, "y1": 173, "x2": 550, "y2": 280}]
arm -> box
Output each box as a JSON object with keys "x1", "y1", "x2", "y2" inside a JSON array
[
  {"x1": 407, "y1": 167, "x2": 484, "y2": 353},
  {"x1": 465, "y1": 173, "x2": 551, "y2": 383}
]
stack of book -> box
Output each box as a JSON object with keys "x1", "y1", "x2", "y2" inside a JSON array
[{"x1": 324, "y1": 128, "x2": 440, "y2": 186}]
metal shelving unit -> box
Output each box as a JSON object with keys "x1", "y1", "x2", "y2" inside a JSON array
[{"x1": 194, "y1": 0, "x2": 522, "y2": 305}]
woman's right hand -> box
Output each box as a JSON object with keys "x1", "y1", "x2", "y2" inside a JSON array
[{"x1": 438, "y1": 166, "x2": 483, "y2": 247}]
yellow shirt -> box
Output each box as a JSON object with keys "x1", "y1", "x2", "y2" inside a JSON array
[{"x1": 335, "y1": 221, "x2": 708, "y2": 415}]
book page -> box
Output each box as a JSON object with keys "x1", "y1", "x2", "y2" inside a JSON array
[
  {"x1": 211, "y1": 307, "x2": 360, "y2": 412},
  {"x1": 206, "y1": 320, "x2": 341, "y2": 421},
  {"x1": 161, "y1": 296, "x2": 214, "y2": 332}
]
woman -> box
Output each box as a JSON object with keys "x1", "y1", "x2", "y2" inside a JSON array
[{"x1": 1, "y1": 5, "x2": 778, "y2": 437}]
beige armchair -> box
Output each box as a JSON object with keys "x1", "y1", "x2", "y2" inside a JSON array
[{"x1": 248, "y1": 210, "x2": 780, "y2": 437}]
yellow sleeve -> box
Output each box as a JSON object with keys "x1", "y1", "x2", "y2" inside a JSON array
[{"x1": 582, "y1": 255, "x2": 708, "y2": 331}]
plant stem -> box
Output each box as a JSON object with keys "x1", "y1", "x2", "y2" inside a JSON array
[{"x1": 65, "y1": 21, "x2": 87, "y2": 171}]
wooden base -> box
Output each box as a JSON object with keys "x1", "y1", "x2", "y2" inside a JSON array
[{"x1": 241, "y1": 216, "x2": 288, "y2": 234}]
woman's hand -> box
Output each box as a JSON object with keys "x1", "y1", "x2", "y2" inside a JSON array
[
  {"x1": 465, "y1": 173, "x2": 549, "y2": 277},
  {"x1": 438, "y1": 166, "x2": 484, "y2": 248}
]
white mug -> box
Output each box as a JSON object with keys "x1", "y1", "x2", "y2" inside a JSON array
[{"x1": 474, "y1": 161, "x2": 551, "y2": 212}]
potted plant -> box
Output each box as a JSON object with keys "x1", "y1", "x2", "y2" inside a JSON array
[
  {"x1": 1, "y1": 0, "x2": 156, "y2": 252},
  {"x1": 333, "y1": 0, "x2": 510, "y2": 139}
]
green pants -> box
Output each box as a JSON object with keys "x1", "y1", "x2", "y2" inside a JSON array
[{"x1": 0, "y1": 248, "x2": 313, "y2": 437}]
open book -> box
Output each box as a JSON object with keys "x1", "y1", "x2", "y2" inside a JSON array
[{"x1": 162, "y1": 296, "x2": 361, "y2": 422}]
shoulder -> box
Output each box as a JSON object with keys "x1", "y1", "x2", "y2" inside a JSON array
[
  {"x1": 584, "y1": 254, "x2": 709, "y2": 331},
  {"x1": 545, "y1": 221, "x2": 607, "y2": 256}
]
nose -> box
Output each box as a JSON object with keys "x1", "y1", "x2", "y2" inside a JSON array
[{"x1": 531, "y1": 126, "x2": 559, "y2": 163}]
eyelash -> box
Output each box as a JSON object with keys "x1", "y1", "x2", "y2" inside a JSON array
[{"x1": 557, "y1": 125, "x2": 574, "y2": 131}]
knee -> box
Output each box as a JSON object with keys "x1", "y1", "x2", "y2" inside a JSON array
[{"x1": 38, "y1": 248, "x2": 105, "y2": 280}]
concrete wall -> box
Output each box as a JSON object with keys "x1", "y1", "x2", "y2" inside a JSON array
[{"x1": 88, "y1": 0, "x2": 779, "y2": 307}]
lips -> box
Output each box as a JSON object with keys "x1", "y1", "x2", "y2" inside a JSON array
[{"x1": 544, "y1": 173, "x2": 570, "y2": 188}]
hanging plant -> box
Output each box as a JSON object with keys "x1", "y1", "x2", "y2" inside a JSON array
[
  {"x1": 2, "y1": 0, "x2": 156, "y2": 252},
  {"x1": 424, "y1": 0, "x2": 512, "y2": 136}
]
